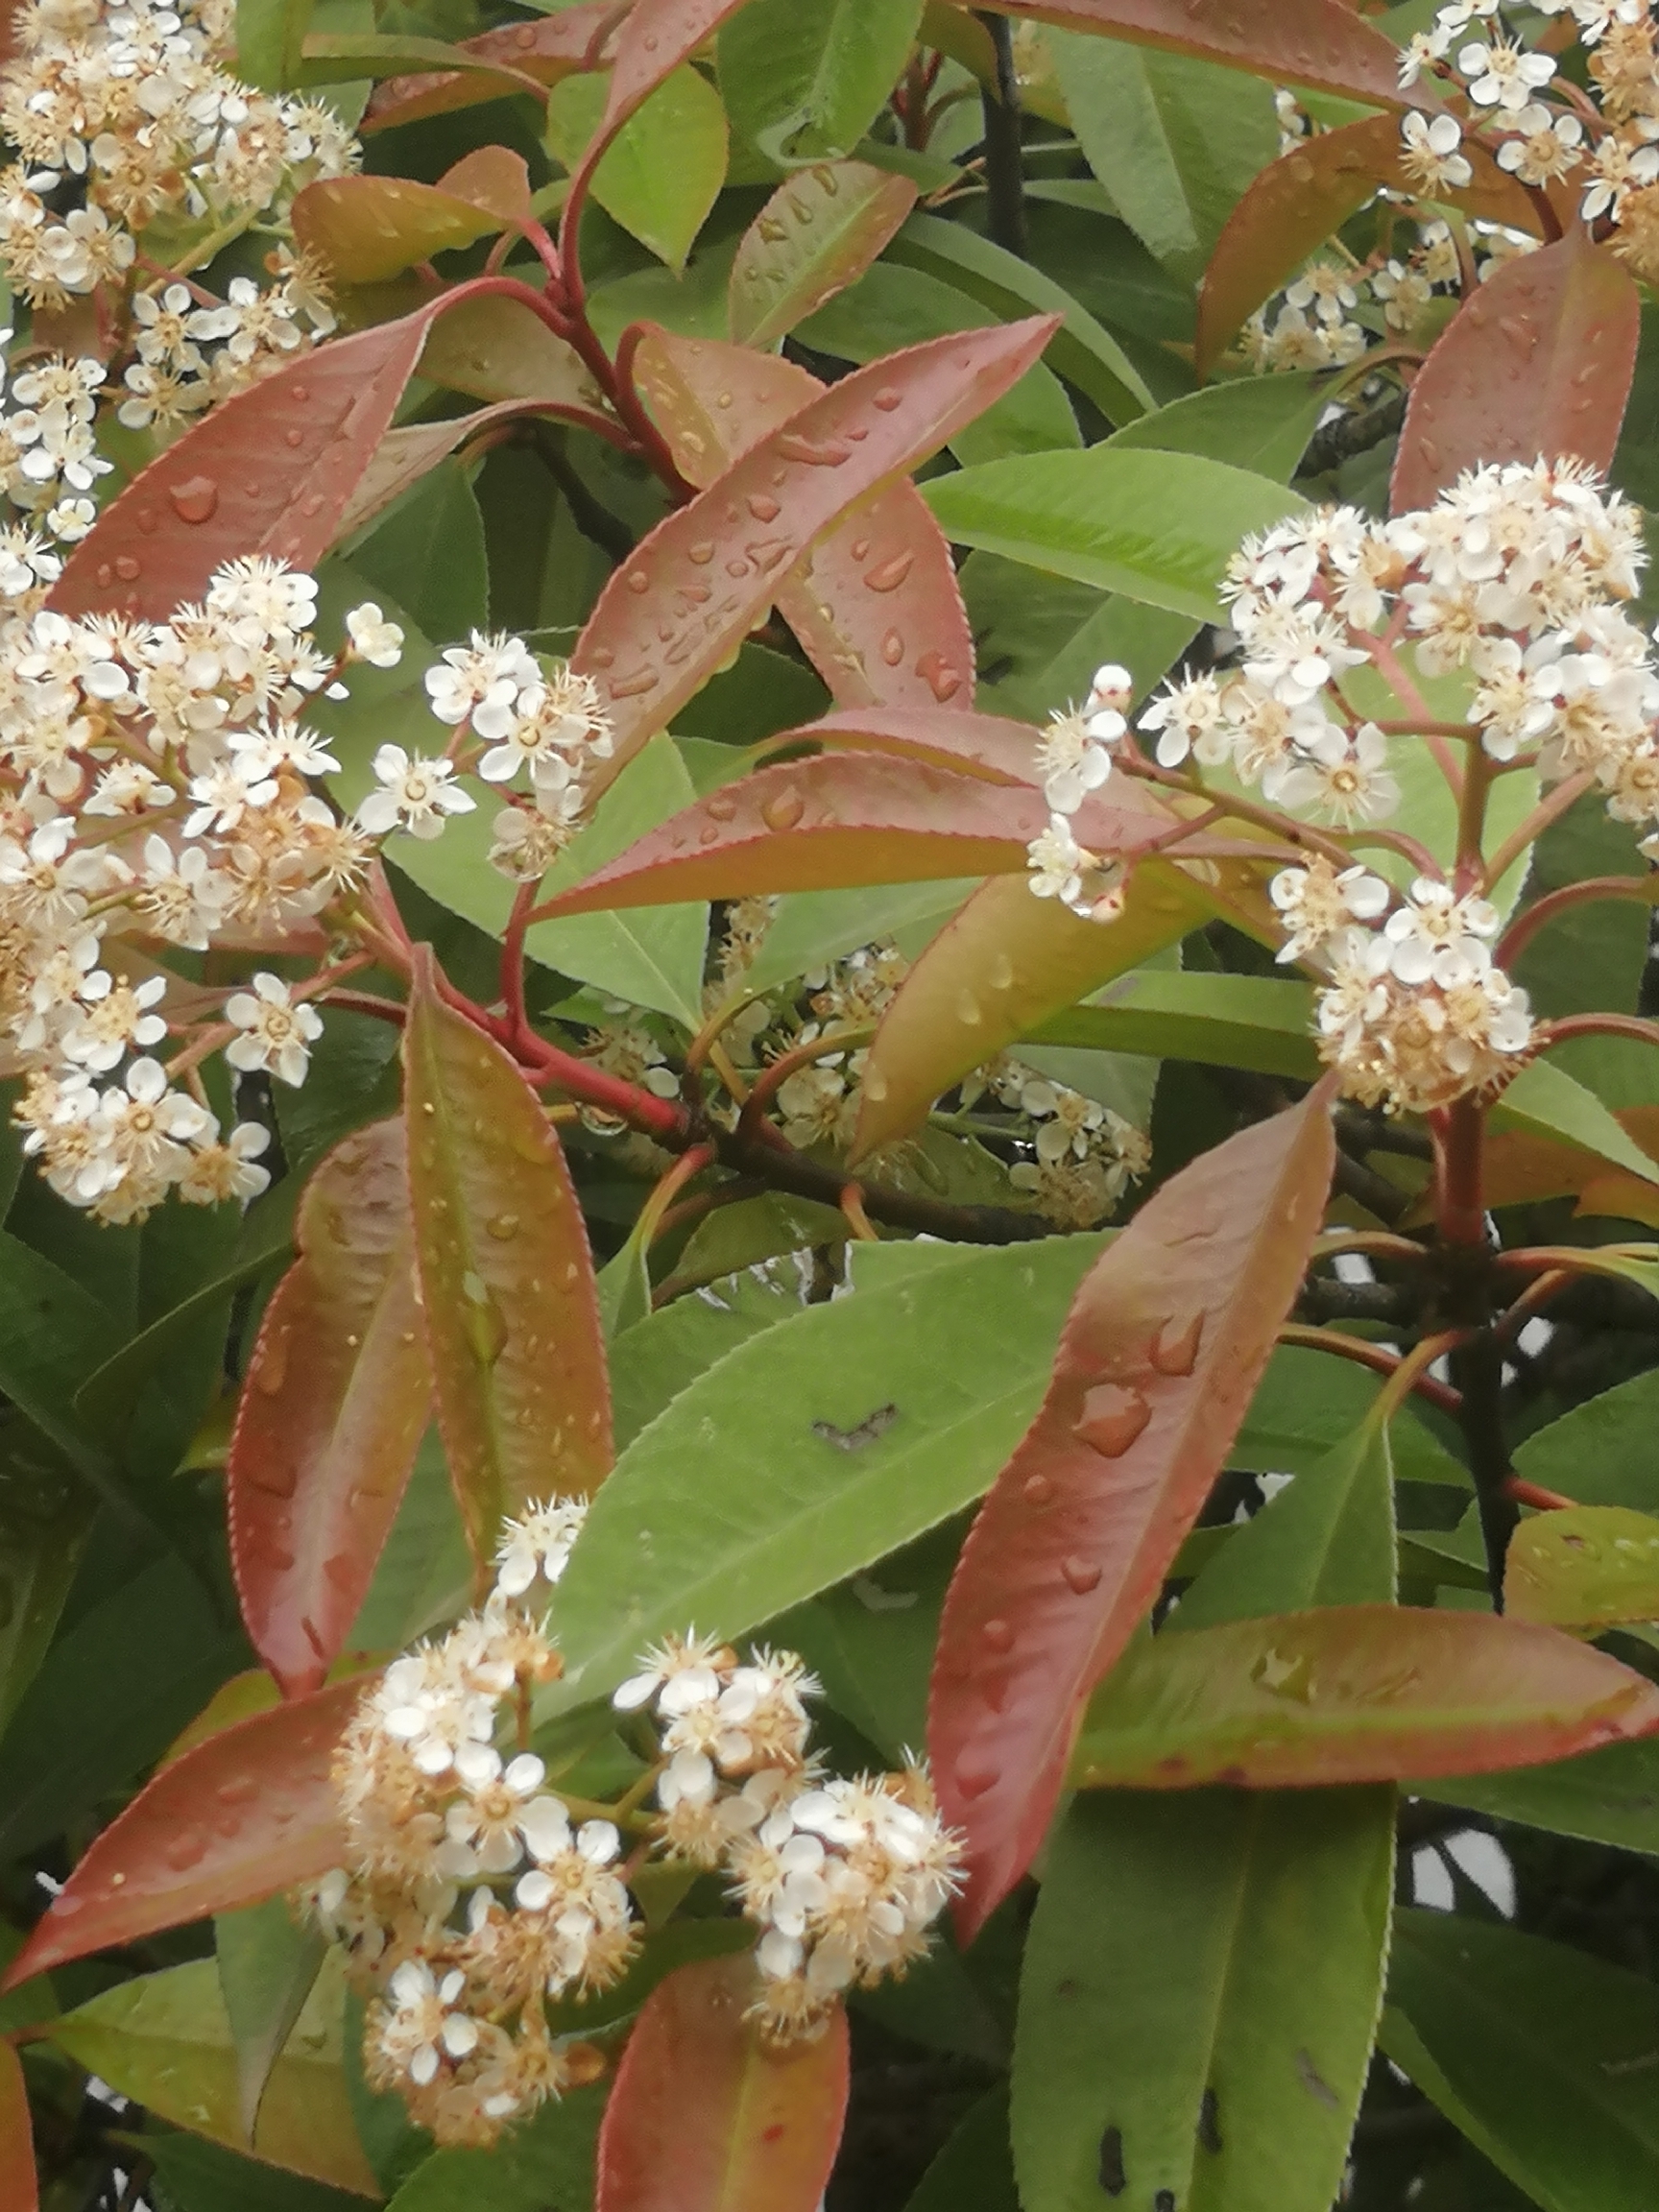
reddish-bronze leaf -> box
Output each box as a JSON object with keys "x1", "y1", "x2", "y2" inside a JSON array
[
  {"x1": 1391, "y1": 227, "x2": 1641, "y2": 512},
  {"x1": 439, "y1": 145, "x2": 534, "y2": 227},
  {"x1": 756, "y1": 704, "x2": 1040, "y2": 781},
  {"x1": 50, "y1": 302, "x2": 445, "y2": 621},
  {"x1": 949, "y1": 0, "x2": 1435, "y2": 108},
  {"x1": 531, "y1": 755, "x2": 1171, "y2": 916},
  {"x1": 292, "y1": 175, "x2": 505, "y2": 285},
  {"x1": 632, "y1": 327, "x2": 975, "y2": 712},
  {"x1": 1196, "y1": 114, "x2": 1541, "y2": 378},
  {"x1": 0, "y1": 1678, "x2": 360, "y2": 1988},
  {"x1": 363, "y1": 2, "x2": 614, "y2": 132},
  {"x1": 928, "y1": 1083, "x2": 1336, "y2": 1936},
  {"x1": 1070, "y1": 1605, "x2": 1659, "y2": 1787},
  {"x1": 730, "y1": 161, "x2": 919, "y2": 348},
  {"x1": 0, "y1": 2045, "x2": 36, "y2": 2212},
  {"x1": 574, "y1": 317, "x2": 1054, "y2": 776},
  {"x1": 596, "y1": 1954, "x2": 850, "y2": 2212},
  {"x1": 228, "y1": 1119, "x2": 432, "y2": 1700},
  {"x1": 402, "y1": 954, "x2": 612, "y2": 1574}
]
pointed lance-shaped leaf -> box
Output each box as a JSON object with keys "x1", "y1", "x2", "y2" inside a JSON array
[
  {"x1": 1391, "y1": 226, "x2": 1641, "y2": 512},
  {"x1": 1070, "y1": 1604, "x2": 1659, "y2": 1787},
  {"x1": 949, "y1": 0, "x2": 1439, "y2": 109},
  {"x1": 928, "y1": 1081, "x2": 1337, "y2": 1936},
  {"x1": 730, "y1": 161, "x2": 919, "y2": 349},
  {"x1": 0, "y1": 1675, "x2": 362, "y2": 1989},
  {"x1": 0, "y1": 2045, "x2": 36, "y2": 2212},
  {"x1": 631, "y1": 326, "x2": 974, "y2": 713},
  {"x1": 402, "y1": 952, "x2": 612, "y2": 1574},
  {"x1": 228, "y1": 1118, "x2": 432, "y2": 1700},
  {"x1": 573, "y1": 317, "x2": 1055, "y2": 780},
  {"x1": 362, "y1": 1, "x2": 615, "y2": 132},
  {"x1": 529, "y1": 755, "x2": 1179, "y2": 916},
  {"x1": 596, "y1": 1953, "x2": 850, "y2": 2212},
  {"x1": 1195, "y1": 112, "x2": 1542, "y2": 379}
]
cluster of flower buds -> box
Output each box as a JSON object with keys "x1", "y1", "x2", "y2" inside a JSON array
[{"x1": 0, "y1": 0, "x2": 355, "y2": 312}]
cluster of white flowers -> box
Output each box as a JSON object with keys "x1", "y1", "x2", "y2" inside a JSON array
[
  {"x1": 1399, "y1": 0, "x2": 1659, "y2": 283},
  {"x1": 613, "y1": 1631, "x2": 960, "y2": 2043},
  {"x1": 117, "y1": 265, "x2": 335, "y2": 432},
  {"x1": 0, "y1": 344, "x2": 107, "y2": 540},
  {"x1": 0, "y1": 0, "x2": 355, "y2": 311},
  {"x1": 982, "y1": 1061, "x2": 1153, "y2": 1229},
  {"x1": 307, "y1": 1503, "x2": 960, "y2": 2143}
]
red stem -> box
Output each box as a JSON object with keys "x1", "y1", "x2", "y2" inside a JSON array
[
  {"x1": 1431, "y1": 1096, "x2": 1488, "y2": 1250},
  {"x1": 1276, "y1": 1323, "x2": 1463, "y2": 1417},
  {"x1": 1534, "y1": 1013, "x2": 1659, "y2": 1054},
  {"x1": 1498, "y1": 877, "x2": 1659, "y2": 967}
]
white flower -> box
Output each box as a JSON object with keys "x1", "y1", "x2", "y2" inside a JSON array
[
  {"x1": 224, "y1": 973, "x2": 323, "y2": 1087},
  {"x1": 1034, "y1": 707, "x2": 1113, "y2": 814},
  {"x1": 356, "y1": 745, "x2": 475, "y2": 840},
  {"x1": 1400, "y1": 112, "x2": 1473, "y2": 193},
  {"x1": 1496, "y1": 105, "x2": 1583, "y2": 187},
  {"x1": 1269, "y1": 858, "x2": 1391, "y2": 964},
  {"x1": 346, "y1": 602, "x2": 404, "y2": 669},
  {"x1": 493, "y1": 1498, "x2": 589, "y2": 1599},
  {"x1": 1024, "y1": 815, "x2": 1091, "y2": 905},
  {"x1": 1382, "y1": 878, "x2": 1500, "y2": 986},
  {"x1": 1458, "y1": 36, "x2": 1554, "y2": 111}
]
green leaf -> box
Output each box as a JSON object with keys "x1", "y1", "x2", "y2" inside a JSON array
[
  {"x1": 1027, "y1": 972, "x2": 1319, "y2": 1078},
  {"x1": 136, "y1": 2132, "x2": 366, "y2": 2212},
  {"x1": 1382, "y1": 1911, "x2": 1659, "y2": 2212},
  {"x1": 656, "y1": 1193, "x2": 848, "y2": 1300},
  {"x1": 348, "y1": 458, "x2": 488, "y2": 646},
  {"x1": 885, "y1": 212, "x2": 1153, "y2": 425},
  {"x1": 234, "y1": 0, "x2": 314, "y2": 90},
  {"x1": 729, "y1": 161, "x2": 918, "y2": 349},
  {"x1": 1235, "y1": 1346, "x2": 1466, "y2": 1491},
  {"x1": 1420, "y1": 1737, "x2": 1659, "y2": 1855},
  {"x1": 1495, "y1": 1058, "x2": 1659, "y2": 1190},
  {"x1": 719, "y1": 0, "x2": 926, "y2": 167},
  {"x1": 1504, "y1": 1503, "x2": 1659, "y2": 1628},
  {"x1": 383, "y1": 2085, "x2": 604, "y2": 2211},
  {"x1": 1513, "y1": 1367, "x2": 1659, "y2": 1514},
  {"x1": 609, "y1": 1266, "x2": 810, "y2": 1450},
  {"x1": 1103, "y1": 371, "x2": 1332, "y2": 481},
  {"x1": 546, "y1": 65, "x2": 729, "y2": 273},
  {"x1": 0, "y1": 1229, "x2": 117, "y2": 1479},
  {"x1": 903, "y1": 2087, "x2": 1020, "y2": 2212},
  {"x1": 540, "y1": 1233, "x2": 1106, "y2": 1718},
  {"x1": 740, "y1": 878, "x2": 978, "y2": 998},
  {"x1": 925, "y1": 446, "x2": 1305, "y2": 623},
  {"x1": 1050, "y1": 32, "x2": 1279, "y2": 286},
  {"x1": 0, "y1": 1418, "x2": 88, "y2": 1740},
  {"x1": 215, "y1": 1898, "x2": 326, "y2": 2149}
]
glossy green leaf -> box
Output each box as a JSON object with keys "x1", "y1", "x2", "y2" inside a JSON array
[
  {"x1": 924, "y1": 445, "x2": 1305, "y2": 621},
  {"x1": 1382, "y1": 1911, "x2": 1659, "y2": 2212},
  {"x1": 292, "y1": 173, "x2": 504, "y2": 284},
  {"x1": 1514, "y1": 1366, "x2": 1659, "y2": 1514},
  {"x1": 216, "y1": 1897, "x2": 327, "y2": 2148},
  {"x1": 383, "y1": 2086, "x2": 603, "y2": 2211},
  {"x1": 1027, "y1": 971, "x2": 1316, "y2": 1072},
  {"x1": 546, "y1": 65, "x2": 729, "y2": 273},
  {"x1": 1496, "y1": 1058, "x2": 1659, "y2": 1190},
  {"x1": 729, "y1": 160, "x2": 917, "y2": 347},
  {"x1": 540, "y1": 1233, "x2": 1105, "y2": 1719},
  {"x1": 1504, "y1": 1504, "x2": 1659, "y2": 1627},
  {"x1": 610, "y1": 1265, "x2": 809, "y2": 1450},
  {"x1": 1234, "y1": 1346, "x2": 1466, "y2": 1491},
  {"x1": 1421, "y1": 1737, "x2": 1659, "y2": 1855},
  {"x1": 1103, "y1": 371, "x2": 1332, "y2": 480},
  {"x1": 719, "y1": 0, "x2": 926, "y2": 167},
  {"x1": 141, "y1": 2133, "x2": 367, "y2": 2212}
]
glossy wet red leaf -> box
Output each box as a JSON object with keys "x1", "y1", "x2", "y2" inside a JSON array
[
  {"x1": 632, "y1": 327, "x2": 975, "y2": 713},
  {"x1": 596, "y1": 1953, "x2": 850, "y2": 2212},
  {"x1": 952, "y1": 0, "x2": 1433, "y2": 108},
  {"x1": 730, "y1": 161, "x2": 918, "y2": 348},
  {"x1": 402, "y1": 955, "x2": 612, "y2": 1574},
  {"x1": 928, "y1": 1083, "x2": 1336, "y2": 1936},
  {"x1": 574, "y1": 316, "x2": 1053, "y2": 777},
  {"x1": 1391, "y1": 227, "x2": 1641, "y2": 512},
  {"x1": 1196, "y1": 114, "x2": 1541, "y2": 378},
  {"x1": 50, "y1": 301, "x2": 445, "y2": 622},
  {"x1": 292, "y1": 174, "x2": 505, "y2": 285},
  {"x1": 228, "y1": 1119, "x2": 432, "y2": 1700},
  {"x1": 363, "y1": 2, "x2": 613, "y2": 132},
  {"x1": 759, "y1": 704, "x2": 1040, "y2": 781},
  {"x1": 531, "y1": 754, "x2": 1165, "y2": 916},
  {"x1": 1070, "y1": 1605, "x2": 1659, "y2": 1788},
  {"x1": 0, "y1": 1677, "x2": 361, "y2": 1989},
  {"x1": 0, "y1": 2045, "x2": 36, "y2": 2212}
]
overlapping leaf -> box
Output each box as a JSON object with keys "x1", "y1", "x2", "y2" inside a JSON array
[
  {"x1": 402, "y1": 957, "x2": 612, "y2": 1572},
  {"x1": 758, "y1": 705, "x2": 1040, "y2": 781},
  {"x1": 0, "y1": 1675, "x2": 360, "y2": 1987},
  {"x1": 0, "y1": 2044, "x2": 34, "y2": 2212},
  {"x1": 1392, "y1": 228, "x2": 1641, "y2": 511},
  {"x1": 1504, "y1": 1505, "x2": 1659, "y2": 1630},
  {"x1": 419, "y1": 292, "x2": 601, "y2": 409},
  {"x1": 292, "y1": 173, "x2": 506, "y2": 286},
  {"x1": 730, "y1": 161, "x2": 918, "y2": 348},
  {"x1": 596, "y1": 1954, "x2": 849, "y2": 2212},
  {"x1": 362, "y1": 2, "x2": 612, "y2": 132},
  {"x1": 546, "y1": 65, "x2": 730, "y2": 273},
  {"x1": 228, "y1": 1118, "x2": 431, "y2": 1700},
  {"x1": 632, "y1": 325, "x2": 974, "y2": 712},
  {"x1": 929, "y1": 1084, "x2": 1335, "y2": 1935}
]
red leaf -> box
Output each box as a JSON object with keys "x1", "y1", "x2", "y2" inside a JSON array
[
  {"x1": 928, "y1": 1083, "x2": 1336, "y2": 1936},
  {"x1": 1195, "y1": 114, "x2": 1542, "y2": 378},
  {"x1": 402, "y1": 955, "x2": 612, "y2": 1573},
  {"x1": 1391, "y1": 227, "x2": 1641, "y2": 512},
  {"x1": 757, "y1": 705, "x2": 1040, "y2": 781},
  {"x1": 955, "y1": 0, "x2": 1436, "y2": 108},
  {"x1": 1070, "y1": 1605, "x2": 1659, "y2": 1787},
  {"x1": 632, "y1": 327, "x2": 974, "y2": 712},
  {"x1": 574, "y1": 316, "x2": 1055, "y2": 777},
  {"x1": 530, "y1": 754, "x2": 1169, "y2": 916},
  {"x1": 0, "y1": 2045, "x2": 36, "y2": 2212},
  {"x1": 228, "y1": 1119, "x2": 432, "y2": 1700},
  {"x1": 363, "y1": 2, "x2": 614, "y2": 132},
  {"x1": 597, "y1": 1954, "x2": 850, "y2": 2212},
  {"x1": 1, "y1": 1678, "x2": 359, "y2": 1989},
  {"x1": 50, "y1": 302, "x2": 445, "y2": 622}
]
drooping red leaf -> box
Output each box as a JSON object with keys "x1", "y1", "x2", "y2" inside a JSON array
[
  {"x1": 0, "y1": 2045, "x2": 36, "y2": 2212},
  {"x1": 632, "y1": 327, "x2": 975, "y2": 712},
  {"x1": 402, "y1": 953, "x2": 612, "y2": 1574},
  {"x1": 292, "y1": 175, "x2": 506, "y2": 285},
  {"x1": 362, "y1": 2, "x2": 613, "y2": 132},
  {"x1": 730, "y1": 161, "x2": 919, "y2": 348},
  {"x1": 0, "y1": 1677, "x2": 361, "y2": 1989},
  {"x1": 757, "y1": 705, "x2": 1040, "y2": 781},
  {"x1": 228, "y1": 1119, "x2": 432, "y2": 1700},
  {"x1": 1195, "y1": 113, "x2": 1542, "y2": 378},
  {"x1": 928, "y1": 1083, "x2": 1336, "y2": 1936},
  {"x1": 1391, "y1": 227, "x2": 1641, "y2": 512},
  {"x1": 596, "y1": 1954, "x2": 850, "y2": 2212},
  {"x1": 950, "y1": 0, "x2": 1434, "y2": 108},
  {"x1": 1070, "y1": 1605, "x2": 1659, "y2": 1788},
  {"x1": 574, "y1": 317, "x2": 1055, "y2": 778},
  {"x1": 50, "y1": 301, "x2": 448, "y2": 621},
  {"x1": 531, "y1": 755, "x2": 1173, "y2": 916}
]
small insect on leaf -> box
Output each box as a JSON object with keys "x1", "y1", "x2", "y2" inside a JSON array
[{"x1": 810, "y1": 1405, "x2": 899, "y2": 1452}]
